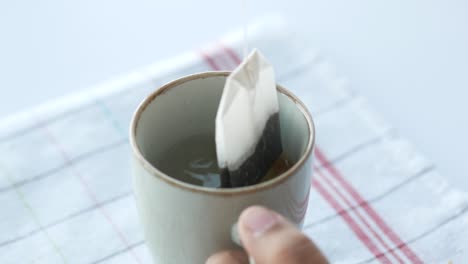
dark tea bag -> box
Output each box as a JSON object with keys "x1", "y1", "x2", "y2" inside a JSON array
[{"x1": 216, "y1": 49, "x2": 283, "y2": 187}]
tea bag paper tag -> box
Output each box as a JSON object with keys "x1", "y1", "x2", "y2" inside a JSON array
[{"x1": 216, "y1": 49, "x2": 282, "y2": 187}]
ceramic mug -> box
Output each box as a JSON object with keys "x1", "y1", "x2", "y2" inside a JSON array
[{"x1": 130, "y1": 71, "x2": 315, "y2": 263}]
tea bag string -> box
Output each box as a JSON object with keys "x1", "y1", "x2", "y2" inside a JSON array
[
  {"x1": 231, "y1": 222, "x2": 256, "y2": 264},
  {"x1": 242, "y1": 0, "x2": 249, "y2": 58}
]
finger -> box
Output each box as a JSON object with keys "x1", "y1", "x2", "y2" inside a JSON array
[
  {"x1": 206, "y1": 250, "x2": 249, "y2": 264},
  {"x1": 238, "y1": 206, "x2": 328, "y2": 264}
]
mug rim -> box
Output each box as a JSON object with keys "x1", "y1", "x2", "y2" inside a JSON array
[{"x1": 129, "y1": 71, "x2": 316, "y2": 196}]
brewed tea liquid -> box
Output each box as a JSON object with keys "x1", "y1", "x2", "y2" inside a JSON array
[
  {"x1": 156, "y1": 134, "x2": 221, "y2": 188},
  {"x1": 155, "y1": 134, "x2": 291, "y2": 188}
]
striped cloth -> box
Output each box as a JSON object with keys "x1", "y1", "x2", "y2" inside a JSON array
[{"x1": 0, "y1": 19, "x2": 467, "y2": 264}]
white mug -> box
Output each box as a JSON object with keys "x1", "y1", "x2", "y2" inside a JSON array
[{"x1": 130, "y1": 71, "x2": 315, "y2": 263}]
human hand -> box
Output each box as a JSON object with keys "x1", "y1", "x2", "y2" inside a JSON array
[{"x1": 206, "y1": 206, "x2": 328, "y2": 264}]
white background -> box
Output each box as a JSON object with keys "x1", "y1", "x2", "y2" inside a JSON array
[{"x1": 1, "y1": 0, "x2": 467, "y2": 189}]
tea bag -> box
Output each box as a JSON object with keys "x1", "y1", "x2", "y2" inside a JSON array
[{"x1": 216, "y1": 49, "x2": 283, "y2": 187}]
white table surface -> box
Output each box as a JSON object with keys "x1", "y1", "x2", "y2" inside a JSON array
[{"x1": 1, "y1": 0, "x2": 467, "y2": 190}]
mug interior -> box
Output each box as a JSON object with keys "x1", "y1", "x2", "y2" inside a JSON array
[{"x1": 132, "y1": 72, "x2": 313, "y2": 191}]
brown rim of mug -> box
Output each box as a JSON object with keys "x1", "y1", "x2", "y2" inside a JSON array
[{"x1": 129, "y1": 71, "x2": 316, "y2": 196}]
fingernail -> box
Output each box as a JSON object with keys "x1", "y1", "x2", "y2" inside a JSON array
[{"x1": 242, "y1": 207, "x2": 278, "y2": 237}]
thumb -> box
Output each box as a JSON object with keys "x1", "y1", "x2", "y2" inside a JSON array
[{"x1": 238, "y1": 206, "x2": 328, "y2": 264}]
